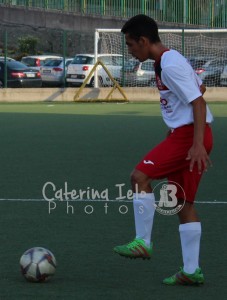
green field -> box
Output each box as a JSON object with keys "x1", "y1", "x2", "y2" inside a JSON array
[{"x1": 0, "y1": 103, "x2": 226, "y2": 300}]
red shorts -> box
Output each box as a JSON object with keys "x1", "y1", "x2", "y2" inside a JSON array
[{"x1": 136, "y1": 124, "x2": 213, "y2": 203}]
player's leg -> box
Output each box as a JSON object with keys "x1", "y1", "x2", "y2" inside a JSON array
[
  {"x1": 178, "y1": 203, "x2": 202, "y2": 274},
  {"x1": 113, "y1": 128, "x2": 189, "y2": 259},
  {"x1": 113, "y1": 133, "x2": 178, "y2": 259},
  {"x1": 130, "y1": 169, "x2": 156, "y2": 247},
  {"x1": 175, "y1": 171, "x2": 203, "y2": 283},
  {"x1": 113, "y1": 170, "x2": 155, "y2": 259},
  {"x1": 177, "y1": 201, "x2": 199, "y2": 223},
  {"x1": 163, "y1": 125, "x2": 212, "y2": 285},
  {"x1": 163, "y1": 191, "x2": 204, "y2": 285},
  {"x1": 163, "y1": 201, "x2": 204, "y2": 285}
]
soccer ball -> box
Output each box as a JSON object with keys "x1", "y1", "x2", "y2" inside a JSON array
[{"x1": 20, "y1": 247, "x2": 57, "y2": 282}]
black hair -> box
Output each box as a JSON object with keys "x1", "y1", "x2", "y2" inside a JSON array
[{"x1": 121, "y1": 14, "x2": 161, "y2": 43}]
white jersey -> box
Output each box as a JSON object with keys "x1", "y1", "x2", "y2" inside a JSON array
[{"x1": 155, "y1": 49, "x2": 213, "y2": 129}]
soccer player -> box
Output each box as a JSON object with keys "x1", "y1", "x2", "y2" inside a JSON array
[{"x1": 114, "y1": 15, "x2": 213, "y2": 286}]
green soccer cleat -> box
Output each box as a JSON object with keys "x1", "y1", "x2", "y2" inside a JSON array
[
  {"x1": 163, "y1": 267, "x2": 205, "y2": 286},
  {"x1": 113, "y1": 238, "x2": 153, "y2": 259}
]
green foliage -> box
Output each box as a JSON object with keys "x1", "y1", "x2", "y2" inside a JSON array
[{"x1": 17, "y1": 35, "x2": 39, "y2": 55}]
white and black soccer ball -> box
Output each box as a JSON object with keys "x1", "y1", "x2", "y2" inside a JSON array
[{"x1": 20, "y1": 247, "x2": 57, "y2": 282}]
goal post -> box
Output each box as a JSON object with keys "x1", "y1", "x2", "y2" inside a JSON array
[
  {"x1": 94, "y1": 28, "x2": 227, "y2": 88},
  {"x1": 94, "y1": 29, "x2": 122, "y2": 88}
]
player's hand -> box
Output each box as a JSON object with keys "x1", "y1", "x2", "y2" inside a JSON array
[{"x1": 186, "y1": 143, "x2": 212, "y2": 174}]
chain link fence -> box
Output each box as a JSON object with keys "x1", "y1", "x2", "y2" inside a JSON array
[
  {"x1": 1, "y1": 26, "x2": 227, "y2": 88},
  {"x1": 0, "y1": 26, "x2": 95, "y2": 87}
]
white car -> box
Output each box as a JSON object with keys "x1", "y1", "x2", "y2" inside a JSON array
[
  {"x1": 66, "y1": 54, "x2": 123, "y2": 87},
  {"x1": 21, "y1": 55, "x2": 62, "y2": 71}
]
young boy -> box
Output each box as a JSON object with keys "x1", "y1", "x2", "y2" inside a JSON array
[{"x1": 114, "y1": 15, "x2": 213, "y2": 285}]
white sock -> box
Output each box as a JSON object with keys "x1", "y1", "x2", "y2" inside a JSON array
[
  {"x1": 179, "y1": 222, "x2": 201, "y2": 274},
  {"x1": 133, "y1": 192, "x2": 155, "y2": 247}
]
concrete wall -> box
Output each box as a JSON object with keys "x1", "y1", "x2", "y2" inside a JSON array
[
  {"x1": 0, "y1": 87, "x2": 226, "y2": 102},
  {"x1": 0, "y1": 5, "x2": 213, "y2": 56},
  {"x1": 0, "y1": 6, "x2": 125, "y2": 32},
  {"x1": 0, "y1": 6, "x2": 126, "y2": 55},
  {"x1": 0, "y1": 5, "x2": 202, "y2": 33}
]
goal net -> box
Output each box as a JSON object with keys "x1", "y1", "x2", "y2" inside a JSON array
[{"x1": 95, "y1": 29, "x2": 227, "y2": 88}]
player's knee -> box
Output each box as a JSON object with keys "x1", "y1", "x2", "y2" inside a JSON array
[
  {"x1": 130, "y1": 169, "x2": 143, "y2": 185},
  {"x1": 130, "y1": 169, "x2": 151, "y2": 190}
]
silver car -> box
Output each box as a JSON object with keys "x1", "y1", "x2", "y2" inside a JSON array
[
  {"x1": 21, "y1": 55, "x2": 62, "y2": 71},
  {"x1": 0, "y1": 56, "x2": 15, "y2": 61},
  {"x1": 220, "y1": 64, "x2": 227, "y2": 86},
  {"x1": 40, "y1": 58, "x2": 73, "y2": 86},
  {"x1": 196, "y1": 59, "x2": 227, "y2": 86},
  {"x1": 120, "y1": 59, "x2": 155, "y2": 87}
]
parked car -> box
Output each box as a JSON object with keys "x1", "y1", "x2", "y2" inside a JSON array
[
  {"x1": 0, "y1": 60, "x2": 42, "y2": 88},
  {"x1": 40, "y1": 58, "x2": 73, "y2": 86},
  {"x1": 220, "y1": 64, "x2": 227, "y2": 86},
  {"x1": 196, "y1": 58, "x2": 227, "y2": 86},
  {"x1": 66, "y1": 54, "x2": 123, "y2": 87},
  {"x1": 21, "y1": 55, "x2": 62, "y2": 71},
  {"x1": 120, "y1": 59, "x2": 155, "y2": 87},
  {"x1": 187, "y1": 56, "x2": 209, "y2": 70},
  {"x1": 0, "y1": 56, "x2": 15, "y2": 61}
]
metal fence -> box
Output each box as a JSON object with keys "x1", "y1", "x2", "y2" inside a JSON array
[
  {"x1": 1, "y1": 27, "x2": 227, "y2": 88},
  {"x1": 0, "y1": 27, "x2": 95, "y2": 88},
  {"x1": 0, "y1": 0, "x2": 227, "y2": 28}
]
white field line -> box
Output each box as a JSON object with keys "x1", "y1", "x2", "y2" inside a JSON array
[{"x1": 0, "y1": 198, "x2": 226, "y2": 204}]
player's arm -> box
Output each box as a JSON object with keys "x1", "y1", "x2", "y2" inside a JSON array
[
  {"x1": 186, "y1": 96, "x2": 212, "y2": 173},
  {"x1": 194, "y1": 71, "x2": 206, "y2": 95},
  {"x1": 200, "y1": 84, "x2": 206, "y2": 95}
]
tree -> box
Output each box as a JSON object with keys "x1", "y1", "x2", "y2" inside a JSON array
[{"x1": 18, "y1": 35, "x2": 39, "y2": 55}]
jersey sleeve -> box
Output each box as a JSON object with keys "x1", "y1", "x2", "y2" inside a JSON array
[
  {"x1": 195, "y1": 72, "x2": 203, "y2": 87},
  {"x1": 161, "y1": 65, "x2": 202, "y2": 104}
]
